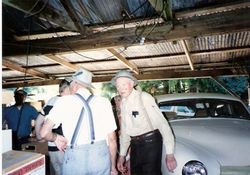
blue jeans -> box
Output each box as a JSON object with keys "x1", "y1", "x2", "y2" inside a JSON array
[
  {"x1": 62, "y1": 140, "x2": 111, "y2": 175},
  {"x1": 49, "y1": 151, "x2": 64, "y2": 175}
]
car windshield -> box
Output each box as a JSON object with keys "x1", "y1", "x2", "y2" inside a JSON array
[{"x1": 159, "y1": 98, "x2": 250, "y2": 120}]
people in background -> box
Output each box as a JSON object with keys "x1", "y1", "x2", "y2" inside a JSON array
[
  {"x1": 39, "y1": 68, "x2": 118, "y2": 175},
  {"x1": 111, "y1": 70, "x2": 177, "y2": 175},
  {"x1": 111, "y1": 95, "x2": 122, "y2": 134},
  {"x1": 111, "y1": 95, "x2": 131, "y2": 175},
  {"x1": 35, "y1": 78, "x2": 71, "y2": 175},
  {"x1": 3, "y1": 89, "x2": 39, "y2": 150}
]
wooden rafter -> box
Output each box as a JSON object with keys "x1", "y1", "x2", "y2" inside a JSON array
[
  {"x1": 59, "y1": 0, "x2": 87, "y2": 34},
  {"x1": 2, "y1": 1, "x2": 250, "y2": 88},
  {"x1": 107, "y1": 48, "x2": 139, "y2": 74},
  {"x1": 181, "y1": 40, "x2": 194, "y2": 70},
  {"x1": 6, "y1": 46, "x2": 249, "y2": 70},
  {"x1": 3, "y1": 69, "x2": 236, "y2": 88},
  {"x1": 175, "y1": 0, "x2": 250, "y2": 19},
  {"x1": 148, "y1": 0, "x2": 173, "y2": 20},
  {"x1": 2, "y1": 59, "x2": 50, "y2": 79},
  {"x1": 44, "y1": 54, "x2": 80, "y2": 71},
  {"x1": 3, "y1": 7, "x2": 250, "y2": 57},
  {"x1": 10, "y1": 1, "x2": 249, "y2": 42}
]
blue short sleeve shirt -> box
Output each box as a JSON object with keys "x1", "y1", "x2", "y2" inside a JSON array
[{"x1": 3, "y1": 103, "x2": 39, "y2": 137}]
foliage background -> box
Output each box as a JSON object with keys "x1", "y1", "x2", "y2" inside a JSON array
[
  {"x1": 4, "y1": 76, "x2": 249, "y2": 105},
  {"x1": 101, "y1": 76, "x2": 249, "y2": 103}
]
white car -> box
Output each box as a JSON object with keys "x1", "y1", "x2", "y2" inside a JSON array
[
  {"x1": 155, "y1": 93, "x2": 250, "y2": 175},
  {"x1": 160, "y1": 105, "x2": 195, "y2": 117}
]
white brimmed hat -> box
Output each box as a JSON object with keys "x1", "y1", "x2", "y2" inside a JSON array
[
  {"x1": 72, "y1": 68, "x2": 94, "y2": 88},
  {"x1": 111, "y1": 70, "x2": 138, "y2": 86}
]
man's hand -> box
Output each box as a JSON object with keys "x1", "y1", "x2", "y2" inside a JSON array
[
  {"x1": 40, "y1": 119, "x2": 67, "y2": 152},
  {"x1": 165, "y1": 154, "x2": 177, "y2": 173},
  {"x1": 117, "y1": 156, "x2": 128, "y2": 174},
  {"x1": 54, "y1": 134, "x2": 68, "y2": 152},
  {"x1": 110, "y1": 168, "x2": 118, "y2": 175}
]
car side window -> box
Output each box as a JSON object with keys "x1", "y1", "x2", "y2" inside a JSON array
[{"x1": 158, "y1": 98, "x2": 250, "y2": 120}]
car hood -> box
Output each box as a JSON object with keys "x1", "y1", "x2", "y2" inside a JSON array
[{"x1": 171, "y1": 118, "x2": 250, "y2": 166}]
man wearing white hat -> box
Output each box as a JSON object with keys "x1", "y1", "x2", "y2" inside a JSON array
[
  {"x1": 40, "y1": 68, "x2": 118, "y2": 175},
  {"x1": 112, "y1": 70, "x2": 177, "y2": 175}
]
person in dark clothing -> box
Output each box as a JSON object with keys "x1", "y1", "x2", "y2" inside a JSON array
[{"x1": 3, "y1": 89, "x2": 39, "y2": 150}]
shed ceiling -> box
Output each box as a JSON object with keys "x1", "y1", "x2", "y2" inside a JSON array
[{"x1": 2, "y1": 0, "x2": 250, "y2": 88}]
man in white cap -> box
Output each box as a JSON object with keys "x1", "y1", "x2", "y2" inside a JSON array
[
  {"x1": 112, "y1": 70, "x2": 177, "y2": 175},
  {"x1": 40, "y1": 68, "x2": 118, "y2": 175}
]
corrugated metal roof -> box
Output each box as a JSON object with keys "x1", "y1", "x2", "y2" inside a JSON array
[{"x1": 2, "y1": 0, "x2": 250, "y2": 88}]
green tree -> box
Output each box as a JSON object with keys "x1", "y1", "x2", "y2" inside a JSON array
[
  {"x1": 218, "y1": 76, "x2": 248, "y2": 98},
  {"x1": 101, "y1": 82, "x2": 116, "y2": 100},
  {"x1": 100, "y1": 76, "x2": 248, "y2": 100}
]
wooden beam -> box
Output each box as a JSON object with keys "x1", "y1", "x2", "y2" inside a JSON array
[
  {"x1": 181, "y1": 40, "x2": 194, "y2": 70},
  {"x1": 135, "y1": 69, "x2": 236, "y2": 81},
  {"x1": 3, "y1": 0, "x2": 77, "y2": 31},
  {"x1": 2, "y1": 59, "x2": 50, "y2": 79},
  {"x1": 3, "y1": 47, "x2": 249, "y2": 72},
  {"x1": 3, "y1": 79, "x2": 62, "y2": 89},
  {"x1": 192, "y1": 47, "x2": 250, "y2": 56},
  {"x1": 148, "y1": 0, "x2": 173, "y2": 20},
  {"x1": 175, "y1": 0, "x2": 250, "y2": 19},
  {"x1": 107, "y1": 48, "x2": 140, "y2": 74},
  {"x1": 3, "y1": 47, "x2": 248, "y2": 73},
  {"x1": 14, "y1": 17, "x2": 164, "y2": 41},
  {"x1": 3, "y1": 68, "x2": 242, "y2": 88},
  {"x1": 44, "y1": 54, "x2": 80, "y2": 71},
  {"x1": 165, "y1": 8, "x2": 250, "y2": 41},
  {"x1": 14, "y1": 31, "x2": 80, "y2": 41},
  {"x1": 3, "y1": 7, "x2": 250, "y2": 57},
  {"x1": 91, "y1": 69, "x2": 239, "y2": 82},
  {"x1": 59, "y1": 0, "x2": 87, "y2": 34}
]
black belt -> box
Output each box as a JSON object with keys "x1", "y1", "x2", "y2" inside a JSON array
[
  {"x1": 131, "y1": 129, "x2": 160, "y2": 141},
  {"x1": 48, "y1": 146, "x2": 59, "y2": 151}
]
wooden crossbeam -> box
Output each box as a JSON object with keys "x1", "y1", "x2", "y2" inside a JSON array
[
  {"x1": 18, "y1": 46, "x2": 249, "y2": 69},
  {"x1": 59, "y1": 0, "x2": 87, "y2": 34},
  {"x1": 2, "y1": 69, "x2": 238, "y2": 88},
  {"x1": 175, "y1": 0, "x2": 250, "y2": 19},
  {"x1": 44, "y1": 54, "x2": 80, "y2": 71},
  {"x1": 181, "y1": 40, "x2": 194, "y2": 70},
  {"x1": 107, "y1": 48, "x2": 139, "y2": 74},
  {"x1": 3, "y1": 7, "x2": 250, "y2": 57},
  {"x1": 3, "y1": 59, "x2": 50, "y2": 79}
]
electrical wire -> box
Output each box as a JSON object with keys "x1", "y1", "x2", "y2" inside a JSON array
[
  {"x1": 143, "y1": 1, "x2": 166, "y2": 39},
  {"x1": 129, "y1": 0, "x2": 149, "y2": 17},
  {"x1": 24, "y1": 0, "x2": 49, "y2": 18},
  {"x1": 5, "y1": 1, "x2": 157, "y2": 61},
  {"x1": 134, "y1": 1, "x2": 154, "y2": 39},
  {"x1": 135, "y1": 0, "x2": 168, "y2": 41},
  {"x1": 23, "y1": 17, "x2": 33, "y2": 89},
  {"x1": 44, "y1": 15, "x2": 127, "y2": 61}
]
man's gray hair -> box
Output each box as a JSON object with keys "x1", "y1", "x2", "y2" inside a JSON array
[{"x1": 59, "y1": 79, "x2": 71, "y2": 93}]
